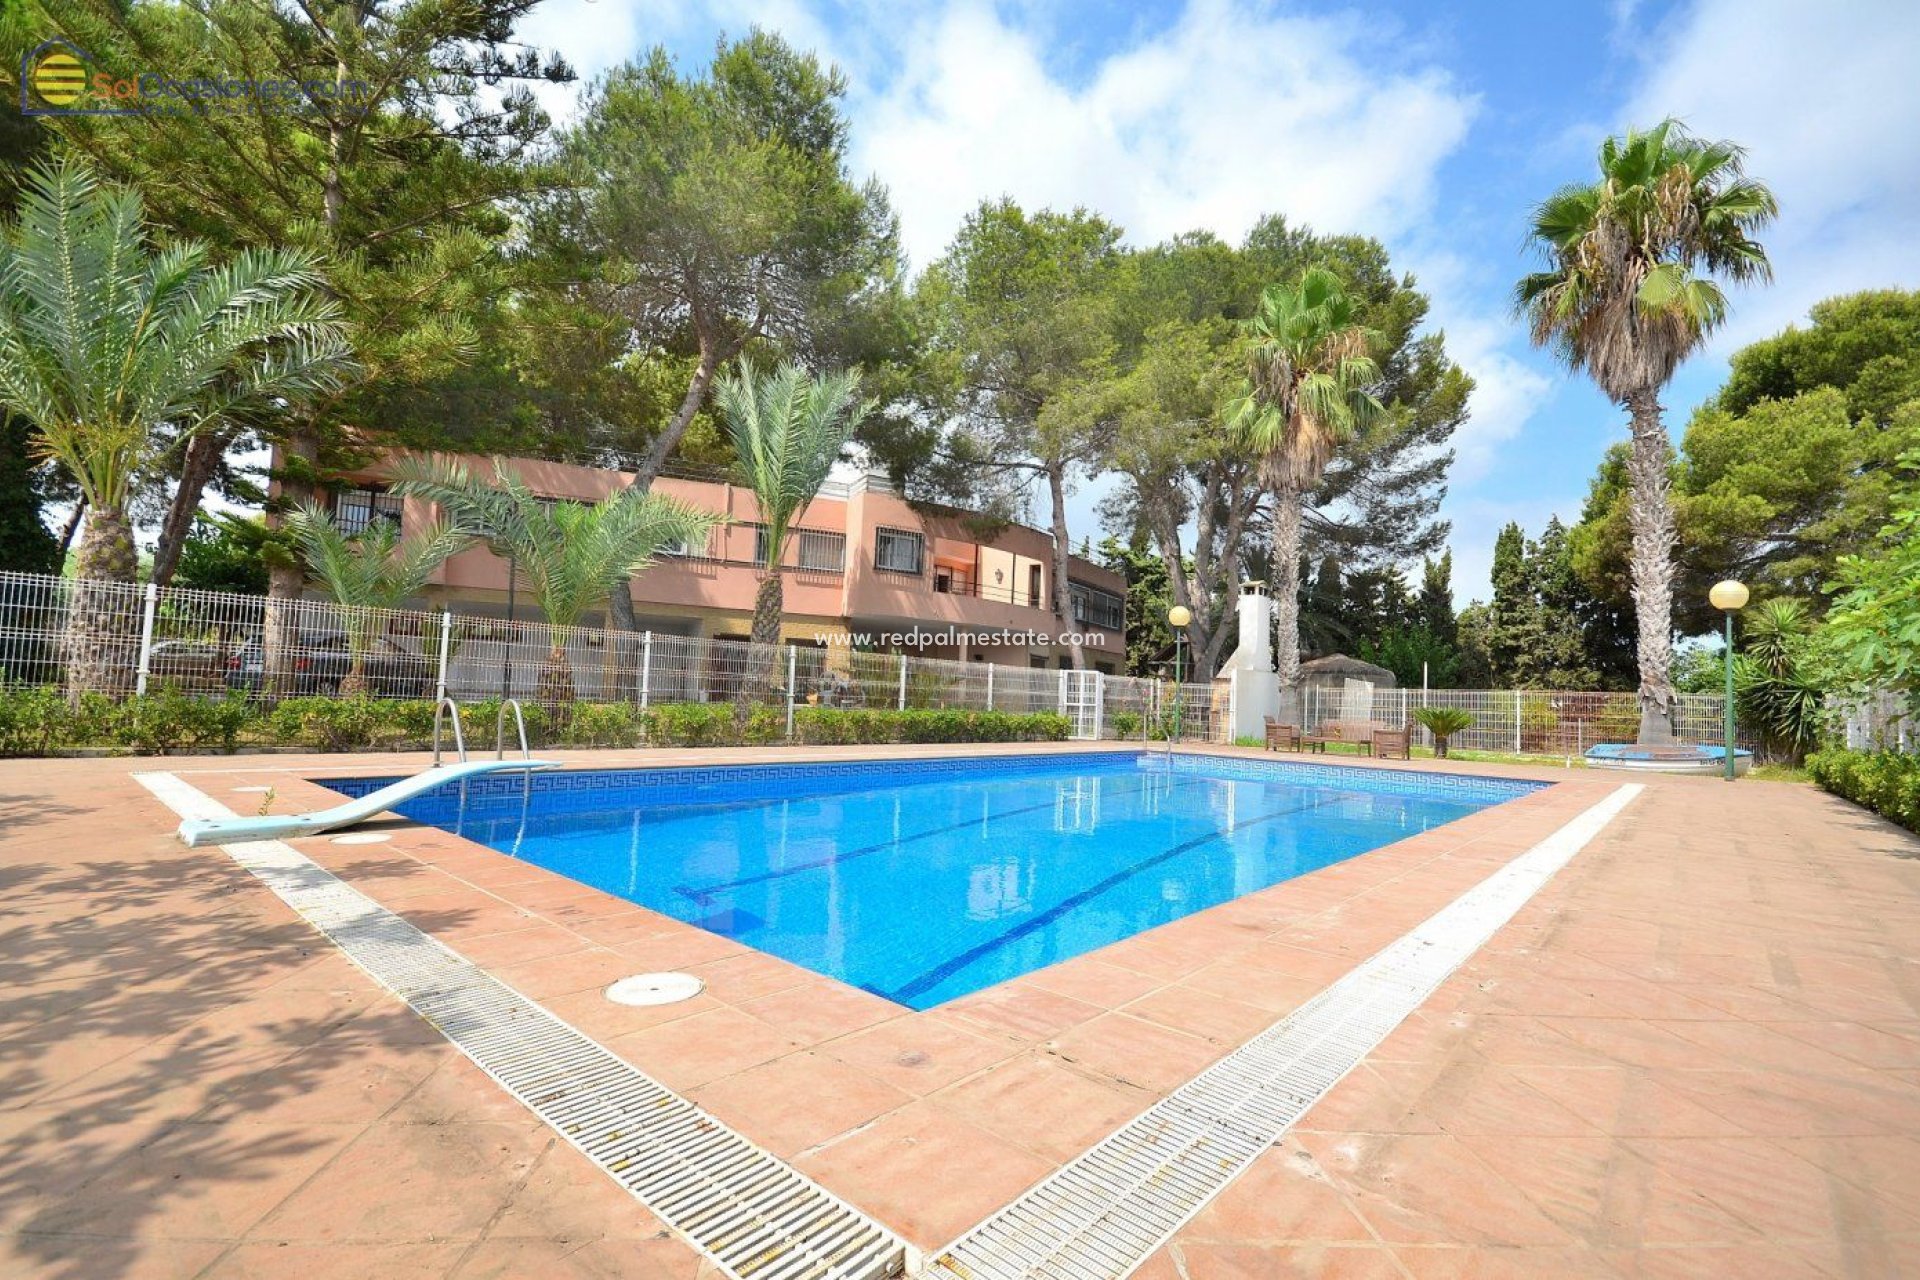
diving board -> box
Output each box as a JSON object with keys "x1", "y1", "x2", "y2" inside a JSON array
[{"x1": 175, "y1": 759, "x2": 560, "y2": 847}]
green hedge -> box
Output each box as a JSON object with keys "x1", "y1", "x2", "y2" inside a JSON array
[
  {"x1": 792, "y1": 707, "x2": 1069, "y2": 745},
  {"x1": 1807, "y1": 749, "x2": 1920, "y2": 834},
  {"x1": 0, "y1": 687, "x2": 1072, "y2": 756}
]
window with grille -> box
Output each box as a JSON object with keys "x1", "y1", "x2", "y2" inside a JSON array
[
  {"x1": 874, "y1": 528, "x2": 924, "y2": 575},
  {"x1": 332, "y1": 487, "x2": 402, "y2": 536},
  {"x1": 797, "y1": 529, "x2": 845, "y2": 571}
]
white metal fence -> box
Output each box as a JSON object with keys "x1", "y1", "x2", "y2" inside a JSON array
[
  {"x1": 1838, "y1": 690, "x2": 1914, "y2": 753},
  {"x1": 3, "y1": 568, "x2": 1776, "y2": 756},
  {"x1": 1297, "y1": 684, "x2": 1737, "y2": 756},
  {"x1": 0, "y1": 570, "x2": 1226, "y2": 744}
]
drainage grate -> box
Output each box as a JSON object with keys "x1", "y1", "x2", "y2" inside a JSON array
[
  {"x1": 136, "y1": 772, "x2": 905, "y2": 1280},
  {"x1": 922, "y1": 783, "x2": 1643, "y2": 1280}
]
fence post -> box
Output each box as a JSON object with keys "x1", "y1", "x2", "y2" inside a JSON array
[
  {"x1": 133, "y1": 582, "x2": 159, "y2": 696},
  {"x1": 785, "y1": 645, "x2": 797, "y2": 740},
  {"x1": 897, "y1": 654, "x2": 908, "y2": 710},
  {"x1": 1093, "y1": 672, "x2": 1106, "y2": 740},
  {"x1": 1513, "y1": 689, "x2": 1523, "y2": 753},
  {"x1": 985, "y1": 662, "x2": 995, "y2": 711},
  {"x1": 1228, "y1": 669, "x2": 1239, "y2": 741},
  {"x1": 434, "y1": 609, "x2": 452, "y2": 703},
  {"x1": 639, "y1": 631, "x2": 653, "y2": 709}
]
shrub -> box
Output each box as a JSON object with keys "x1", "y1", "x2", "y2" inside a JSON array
[
  {"x1": 1412, "y1": 706, "x2": 1475, "y2": 758},
  {"x1": 793, "y1": 707, "x2": 1068, "y2": 745},
  {"x1": 267, "y1": 696, "x2": 402, "y2": 751},
  {"x1": 1808, "y1": 749, "x2": 1920, "y2": 834},
  {"x1": 1110, "y1": 710, "x2": 1142, "y2": 739},
  {"x1": 645, "y1": 702, "x2": 732, "y2": 747},
  {"x1": 0, "y1": 686, "x2": 84, "y2": 757},
  {"x1": 111, "y1": 686, "x2": 255, "y2": 754},
  {"x1": 562, "y1": 701, "x2": 647, "y2": 748}
]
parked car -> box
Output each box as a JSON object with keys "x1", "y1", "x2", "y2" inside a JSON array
[
  {"x1": 143, "y1": 638, "x2": 231, "y2": 693},
  {"x1": 226, "y1": 630, "x2": 435, "y2": 699}
]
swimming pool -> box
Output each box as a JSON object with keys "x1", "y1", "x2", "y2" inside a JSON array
[{"x1": 325, "y1": 752, "x2": 1542, "y2": 1010}]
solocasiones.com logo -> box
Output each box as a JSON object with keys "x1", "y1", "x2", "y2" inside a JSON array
[{"x1": 20, "y1": 38, "x2": 374, "y2": 116}]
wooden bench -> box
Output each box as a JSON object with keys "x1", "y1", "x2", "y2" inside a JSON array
[
  {"x1": 1263, "y1": 718, "x2": 1301, "y2": 751},
  {"x1": 1303, "y1": 720, "x2": 1411, "y2": 760}
]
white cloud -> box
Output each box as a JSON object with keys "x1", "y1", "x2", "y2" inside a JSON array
[
  {"x1": 1621, "y1": 0, "x2": 1920, "y2": 356},
  {"x1": 851, "y1": 0, "x2": 1479, "y2": 267}
]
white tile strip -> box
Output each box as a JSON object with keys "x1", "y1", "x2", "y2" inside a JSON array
[
  {"x1": 134, "y1": 771, "x2": 907, "y2": 1280},
  {"x1": 920, "y1": 783, "x2": 1644, "y2": 1280}
]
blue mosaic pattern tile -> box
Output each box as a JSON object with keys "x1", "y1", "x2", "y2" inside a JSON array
[{"x1": 318, "y1": 748, "x2": 1544, "y2": 813}]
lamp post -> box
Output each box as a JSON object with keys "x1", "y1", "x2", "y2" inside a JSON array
[
  {"x1": 1167, "y1": 604, "x2": 1192, "y2": 743},
  {"x1": 1708, "y1": 579, "x2": 1748, "y2": 781}
]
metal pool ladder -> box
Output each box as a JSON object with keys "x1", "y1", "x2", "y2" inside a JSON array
[
  {"x1": 495, "y1": 697, "x2": 532, "y2": 760},
  {"x1": 431, "y1": 695, "x2": 467, "y2": 765}
]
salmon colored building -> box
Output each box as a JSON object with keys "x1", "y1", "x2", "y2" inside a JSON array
[{"x1": 315, "y1": 451, "x2": 1130, "y2": 672}]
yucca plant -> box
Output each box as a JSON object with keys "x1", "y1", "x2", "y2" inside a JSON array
[
  {"x1": 390, "y1": 458, "x2": 717, "y2": 703},
  {"x1": 0, "y1": 160, "x2": 351, "y2": 699},
  {"x1": 1733, "y1": 598, "x2": 1825, "y2": 764},
  {"x1": 1413, "y1": 706, "x2": 1475, "y2": 758},
  {"x1": 285, "y1": 503, "x2": 468, "y2": 696},
  {"x1": 1230, "y1": 269, "x2": 1384, "y2": 702}
]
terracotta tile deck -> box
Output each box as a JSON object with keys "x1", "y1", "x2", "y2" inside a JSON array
[{"x1": 0, "y1": 742, "x2": 1915, "y2": 1278}]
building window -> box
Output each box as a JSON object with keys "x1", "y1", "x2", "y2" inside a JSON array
[
  {"x1": 331, "y1": 486, "x2": 402, "y2": 536},
  {"x1": 1069, "y1": 582, "x2": 1125, "y2": 631},
  {"x1": 796, "y1": 529, "x2": 845, "y2": 571},
  {"x1": 874, "y1": 527, "x2": 924, "y2": 575},
  {"x1": 748, "y1": 523, "x2": 771, "y2": 564},
  {"x1": 1027, "y1": 563, "x2": 1043, "y2": 607}
]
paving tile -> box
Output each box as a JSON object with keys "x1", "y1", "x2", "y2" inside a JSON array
[
  {"x1": 201, "y1": 1240, "x2": 469, "y2": 1279},
  {"x1": 248, "y1": 1121, "x2": 550, "y2": 1242},
  {"x1": 738, "y1": 982, "x2": 901, "y2": 1043},
  {"x1": 1047, "y1": 1012, "x2": 1221, "y2": 1093},
  {"x1": 820, "y1": 1015, "x2": 1017, "y2": 1095},
  {"x1": 793, "y1": 1101, "x2": 1054, "y2": 1250},
  {"x1": 1123, "y1": 984, "x2": 1276, "y2": 1046},
  {"x1": 1292, "y1": 1131, "x2": 1574, "y2": 1246},
  {"x1": 927, "y1": 1054, "x2": 1150, "y2": 1162},
  {"x1": 689, "y1": 1051, "x2": 912, "y2": 1158},
  {"x1": 607, "y1": 1006, "x2": 807, "y2": 1090},
  {"x1": 943, "y1": 982, "x2": 1105, "y2": 1044}
]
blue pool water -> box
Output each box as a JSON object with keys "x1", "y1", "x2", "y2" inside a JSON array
[{"x1": 325, "y1": 753, "x2": 1540, "y2": 1010}]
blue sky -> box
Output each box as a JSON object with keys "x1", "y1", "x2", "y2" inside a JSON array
[{"x1": 519, "y1": 0, "x2": 1920, "y2": 608}]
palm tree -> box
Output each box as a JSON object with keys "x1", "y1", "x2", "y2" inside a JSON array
[
  {"x1": 714, "y1": 359, "x2": 874, "y2": 651},
  {"x1": 0, "y1": 160, "x2": 351, "y2": 699},
  {"x1": 389, "y1": 458, "x2": 716, "y2": 703},
  {"x1": 285, "y1": 503, "x2": 468, "y2": 696},
  {"x1": 1231, "y1": 268, "x2": 1384, "y2": 703},
  {"x1": 1516, "y1": 120, "x2": 1775, "y2": 743}
]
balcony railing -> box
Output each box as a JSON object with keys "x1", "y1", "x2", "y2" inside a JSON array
[{"x1": 933, "y1": 572, "x2": 1046, "y2": 609}]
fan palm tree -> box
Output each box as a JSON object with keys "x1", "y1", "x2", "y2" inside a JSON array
[
  {"x1": 389, "y1": 458, "x2": 716, "y2": 703},
  {"x1": 285, "y1": 503, "x2": 468, "y2": 696},
  {"x1": 1516, "y1": 120, "x2": 1775, "y2": 743},
  {"x1": 0, "y1": 159, "x2": 352, "y2": 699},
  {"x1": 715, "y1": 359, "x2": 874, "y2": 651},
  {"x1": 1230, "y1": 268, "x2": 1384, "y2": 701}
]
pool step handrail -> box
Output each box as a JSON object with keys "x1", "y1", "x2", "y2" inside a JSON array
[
  {"x1": 174, "y1": 757, "x2": 561, "y2": 848},
  {"x1": 432, "y1": 694, "x2": 466, "y2": 766},
  {"x1": 495, "y1": 698, "x2": 530, "y2": 761}
]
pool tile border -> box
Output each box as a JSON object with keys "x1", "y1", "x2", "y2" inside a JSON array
[{"x1": 142, "y1": 745, "x2": 1617, "y2": 1256}]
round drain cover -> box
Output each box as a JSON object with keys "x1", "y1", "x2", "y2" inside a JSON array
[
  {"x1": 606, "y1": 973, "x2": 705, "y2": 1007},
  {"x1": 329, "y1": 832, "x2": 391, "y2": 845}
]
